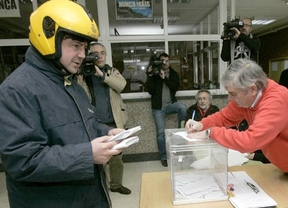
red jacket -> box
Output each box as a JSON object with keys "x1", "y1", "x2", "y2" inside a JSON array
[{"x1": 201, "y1": 79, "x2": 288, "y2": 172}]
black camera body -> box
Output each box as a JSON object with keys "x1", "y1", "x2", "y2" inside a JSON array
[
  {"x1": 78, "y1": 53, "x2": 98, "y2": 76},
  {"x1": 223, "y1": 18, "x2": 244, "y2": 39},
  {"x1": 148, "y1": 53, "x2": 165, "y2": 75}
]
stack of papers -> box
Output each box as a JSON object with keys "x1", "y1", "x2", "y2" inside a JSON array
[
  {"x1": 228, "y1": 171, "x2": 277, "y2": 208},
  {"x1": 109, "y1": 126, "x2": 141, "y2": 141},
  {"x1": 174, "y1": 172, "x2": 226, "y2": 201},
  {"x1": 109, "y1": 126, "x2": 141, "y2": 149}
]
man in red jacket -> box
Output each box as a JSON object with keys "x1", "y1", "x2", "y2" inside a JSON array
[{"x1": 186, "y1": 59, "x2": 288, "y2": 173}]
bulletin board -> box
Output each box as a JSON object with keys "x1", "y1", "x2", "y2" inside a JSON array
[{"x1": 269, "y1": 57, "x2": 288, "y2": 82}]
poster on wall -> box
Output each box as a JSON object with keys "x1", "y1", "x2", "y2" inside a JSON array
[
  {"x1": 0, "y1": 0, "x2": 20, "y2": 17},
  {"x1": 284, "y1": 59, "x2": 288, "y2": 70},
  {"x1": 271, "y1": 62, "x2": 278, "y2": 72},
  {"x1": 115, "y1": 0, "x2": 153, "y2": 20}
]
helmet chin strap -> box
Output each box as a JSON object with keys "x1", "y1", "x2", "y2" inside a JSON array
[
  {"x1": 52, "y1": 60, "x2": 73, "y2": 75},
  {"x1": 50, "y1": 32, "x2": 73, "y2": 75}
]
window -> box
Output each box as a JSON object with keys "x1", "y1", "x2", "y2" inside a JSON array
[
  {"x1": 111, "y1": 42, "x2": 165, "y2": 93},
  {"x1": 0, "y1": 46, "x2": 29, "y2": 83},
  {"x1": 111, "y1": 40, "x2": 220, "y2": 94},
  {"x1": 166, "y1": 0, "x2": 219, "y2": 35}
]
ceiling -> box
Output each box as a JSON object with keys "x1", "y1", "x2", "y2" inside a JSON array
[
  {"x1": 234, "y1": 0, "x2": 288, "y2": 36},
  {"x1": 0, "y1": 0, "x2": 288, "y2": 39}
]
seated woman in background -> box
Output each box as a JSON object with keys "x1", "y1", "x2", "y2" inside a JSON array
[{"x1": 185, "y1": 89, "x2": 219, "y2": 122}]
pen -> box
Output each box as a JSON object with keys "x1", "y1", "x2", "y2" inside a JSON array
[
  {"x1": 245, "y1": 180, "x2": 259, "y2": 194},
  {"x1": 190, "y1": 110, "x2": 196, "y2": 128}
]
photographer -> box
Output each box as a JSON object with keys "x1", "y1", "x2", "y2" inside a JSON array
[
  {"x1": 221, "y1": 17, "x2": 260, "y2": 63},
  {"x1": 77, "y1": 42, "x2": 131, "y2": 195},
  {"x1": 146, "y1": 53, "x2": 186, "y2": 167},
  {"x1": 221, "y1": 19, "x2": 266, "y2": 163}
]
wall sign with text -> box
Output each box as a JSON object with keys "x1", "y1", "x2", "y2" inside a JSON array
[
  {"x1": 0, "y1": 0, "x2": 20, "y2": 17},
  {"x1": 115, "y1": 0, "x2": 153, "y2": 20}
]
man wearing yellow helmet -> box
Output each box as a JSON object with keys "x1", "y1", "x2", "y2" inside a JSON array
[{"x1": 0, "y1": 1, "x2": 124, "y2": 207}]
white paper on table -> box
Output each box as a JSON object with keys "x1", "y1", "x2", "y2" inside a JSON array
[
  {"x1": 228, "y1": 171, "x2": 277, "y2": 208},
  {"x1": 173, "y1": 131, "x2": 204, "y2": 141},
  {"x1": 175, "y1": 172, "x2": 226, "y2": 200},
  {"x1": 228, "y1": 149, "x2": 249, "y2": 166}
]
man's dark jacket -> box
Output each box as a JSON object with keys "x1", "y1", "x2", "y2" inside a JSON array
[
  {"x1": 146, "y1": 67, "x2": 180, "y2": 109},
  {"x1": 221, "y1": 33, "x2": 260, "y2": 62},
  {"x1": 0, "y1": 47, "x2": 112, "y2": 208},
  {"x1": 185, "y1": 103, "x2": 219, "y2": 123}
]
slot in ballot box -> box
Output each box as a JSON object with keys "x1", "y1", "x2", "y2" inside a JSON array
[{"x1": 165, "y1": 129, "x2": 228, "y2": 205}]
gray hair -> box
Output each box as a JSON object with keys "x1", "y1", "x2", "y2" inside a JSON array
[
  {"x1": 221, "y1": 59, "x2": 268, "y2": 93},
  {"x1": 89, "y1": 42, "x2": 106, "y2": 53},
  {"x1": 195, "y1": 89, "x2": 213, "y2": 101}
]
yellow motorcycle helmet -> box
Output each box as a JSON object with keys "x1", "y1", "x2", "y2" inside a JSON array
[{"x1": 29, "y1": 0, "x2": 99, "y2": 60}]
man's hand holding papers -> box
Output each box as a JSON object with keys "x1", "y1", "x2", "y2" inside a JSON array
[{"x1": 109, "y1": 126, "x2": 141, "y2": 150}]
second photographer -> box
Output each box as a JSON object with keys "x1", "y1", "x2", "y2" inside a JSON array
[
  {"x1": 146, "y1": 53, "x2": 186, "y2": 167},
  {"x1": 220, "y1": 17, "x2": 260, "y2": 63}
]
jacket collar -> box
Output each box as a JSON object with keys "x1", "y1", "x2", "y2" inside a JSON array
[{"x1": 25, "y1": 46, "x2": 67, "y2": 85}]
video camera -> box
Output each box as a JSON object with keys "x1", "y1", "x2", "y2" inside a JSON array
[
  {"x1": 78, "y1": 53, "x2": 98, "y2": 76},
  {"x1": 223, "y1": 18, "x2": 244, "y2": 39},
  {"x1": 147, "y1": 53, "x2": 165, "y2": 75}
]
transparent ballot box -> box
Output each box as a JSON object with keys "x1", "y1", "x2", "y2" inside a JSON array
[{"x1": 165, "y1": 129, "x2": 228, "y2": 205}]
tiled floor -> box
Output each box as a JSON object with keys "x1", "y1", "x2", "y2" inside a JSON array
[{"x1": 0, "y1": 161, "x2": 167, "y2": 208}]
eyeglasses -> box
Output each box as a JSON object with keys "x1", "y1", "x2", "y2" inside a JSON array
[{"x1": 89, "y1": 51, "x2": 106, "y2": 56}]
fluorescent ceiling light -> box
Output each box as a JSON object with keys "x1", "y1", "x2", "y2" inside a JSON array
[
  {"x1": 252, "y1": 19, "x2": 276, "y2": 25},
  {"x1": 251, "y1": 16, "x2": 276, "y2": 25}
]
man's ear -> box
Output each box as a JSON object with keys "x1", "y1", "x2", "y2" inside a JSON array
[{"x1": 250, "y1": 85, "x2": 258, "y2": 96}]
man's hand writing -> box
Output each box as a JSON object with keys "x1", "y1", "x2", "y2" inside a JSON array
[{"x1": 185, "y1": 119, "x2": 203, "y2": 133}]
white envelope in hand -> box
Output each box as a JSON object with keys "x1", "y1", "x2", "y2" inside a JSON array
[
  {"x1": 112, "y1": 136, "x2": 139, "y2": 150},
  {"x1": 109, "y1": 126, "x2": 141, "y2": 142}
]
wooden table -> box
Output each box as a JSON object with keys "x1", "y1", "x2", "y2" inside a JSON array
[{"x1": 140, "y1": 164, "x2": 288, "y2": 208}]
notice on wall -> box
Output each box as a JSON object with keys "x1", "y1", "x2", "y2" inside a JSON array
[
  {"x1": 115, "y1": 0, "x2": 153, "y2": 20},
  {"x1": 0, "y1": 0, "x2": 20, "y2": 17},
  {"x1": 271, "y1": 61, "x2": 278, "y2": 71},
  {"x1": 284, "y1": 59, "x2": 288, "y2": 70}
]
